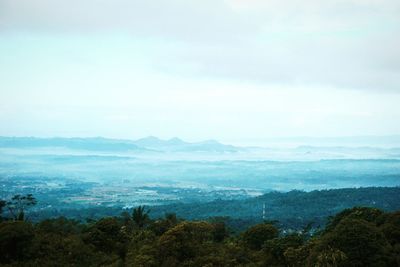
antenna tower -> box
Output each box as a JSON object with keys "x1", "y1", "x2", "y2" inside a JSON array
[{"x1": 262, "y1": 203, "x2": 266, "y2": 220}]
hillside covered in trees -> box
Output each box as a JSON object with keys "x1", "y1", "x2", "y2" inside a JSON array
[
  {"x1": 150, "y1": 187, "x2": 400, "y2": 231},
  {"x1": 25, "y1": 187, "x2": 400, "y2": 232},
  {"x1": 0, "y1": 204, "x2": 399, "y2": 266}
]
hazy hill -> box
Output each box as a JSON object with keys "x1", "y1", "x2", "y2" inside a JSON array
[
  {"x1": 149, "y1": 187, "x2": 400, "y2": 229},
  {"x1": 0, "y1": 137, "x2": 141, "y2": 151},
  {"x1": 132, "y1": 136, "x2": 239, "y2": 152},
  {"x1": 0, "y1": 136, "x2": 240, "y2": 153}
]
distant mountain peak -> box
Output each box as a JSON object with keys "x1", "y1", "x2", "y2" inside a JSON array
[
  {"x1": 167, "y1": 137, "x2": 186, "y2": 145},
  {"x1": 129, "y1": 136, "x2": 238, "y2": 152},
  {"x1": 138, "y1": 136, "x2": 161, "y2": 141},
  {"x1": 200, "y1": 139, "x2": 220, "y2": 145},
  {"x1": 133, "y1": 136, "x2": 165, "y2": 147}
]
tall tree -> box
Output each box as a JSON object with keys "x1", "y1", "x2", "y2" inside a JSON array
[
  {"x1": 6, "y1": 194, "x2": 37, "y2": 221},
  {"x1": 132, "y1": 206, "x2": 150, "y2": 228},
  {"x1": 0, "y1": 200, "x2": 6, "y2": 221}
]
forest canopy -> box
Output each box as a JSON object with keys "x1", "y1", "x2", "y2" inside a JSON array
[{"x1": 0, "y1": 198, "x2": 399, "y2": 266}]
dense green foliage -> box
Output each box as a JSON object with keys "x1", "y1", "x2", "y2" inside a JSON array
[
  {"x1": 24, "y1": 187, "x2": 400, "y2": 232},
  {"x1": 143, "y1": 186, "x2": 400, "y2": 231},
  {"x1": 0, "y1": 206, "x2": 399, "y2": 266}
]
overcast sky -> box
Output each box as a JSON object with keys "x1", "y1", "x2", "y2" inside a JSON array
[{"x1": 0, "y1": 0, "x2": 399, "y2": 144}]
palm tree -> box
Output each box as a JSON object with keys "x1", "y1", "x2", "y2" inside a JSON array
[{"x1": 132, "y1": 206, "x2": 150, "y2": 228}]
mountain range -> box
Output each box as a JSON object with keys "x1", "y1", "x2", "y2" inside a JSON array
[{"x1": 0, "y1": 136, "x2": 239, "y2": 153}]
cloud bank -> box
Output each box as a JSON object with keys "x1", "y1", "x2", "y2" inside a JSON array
[{"x1": 1, "y1": 0, "x2": 399, "y2": 91}]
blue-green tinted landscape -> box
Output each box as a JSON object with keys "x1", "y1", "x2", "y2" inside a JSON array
[{"x1": 1, "y1": 136, "x2": 400, "y2": 211}]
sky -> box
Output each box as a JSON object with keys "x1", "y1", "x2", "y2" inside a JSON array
[{"x1": 0, "y1": 0, "x2": 400, "y2": 144}]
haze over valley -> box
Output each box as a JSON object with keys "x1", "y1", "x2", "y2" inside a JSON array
[{"x1": 1, "y1": 136, "x2": 399, "y2": 214}]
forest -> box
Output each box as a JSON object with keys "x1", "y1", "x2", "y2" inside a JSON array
[
  {"x1": 0, "y1": 194, "x2": 399, "y2": 266},
  {"x1": 23, "y1": 187, "x2": 400, "y2": 232}
]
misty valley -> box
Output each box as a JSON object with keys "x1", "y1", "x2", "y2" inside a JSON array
[{"x1": 1, "y1": 137, "x2": 399, "y2": 223}]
